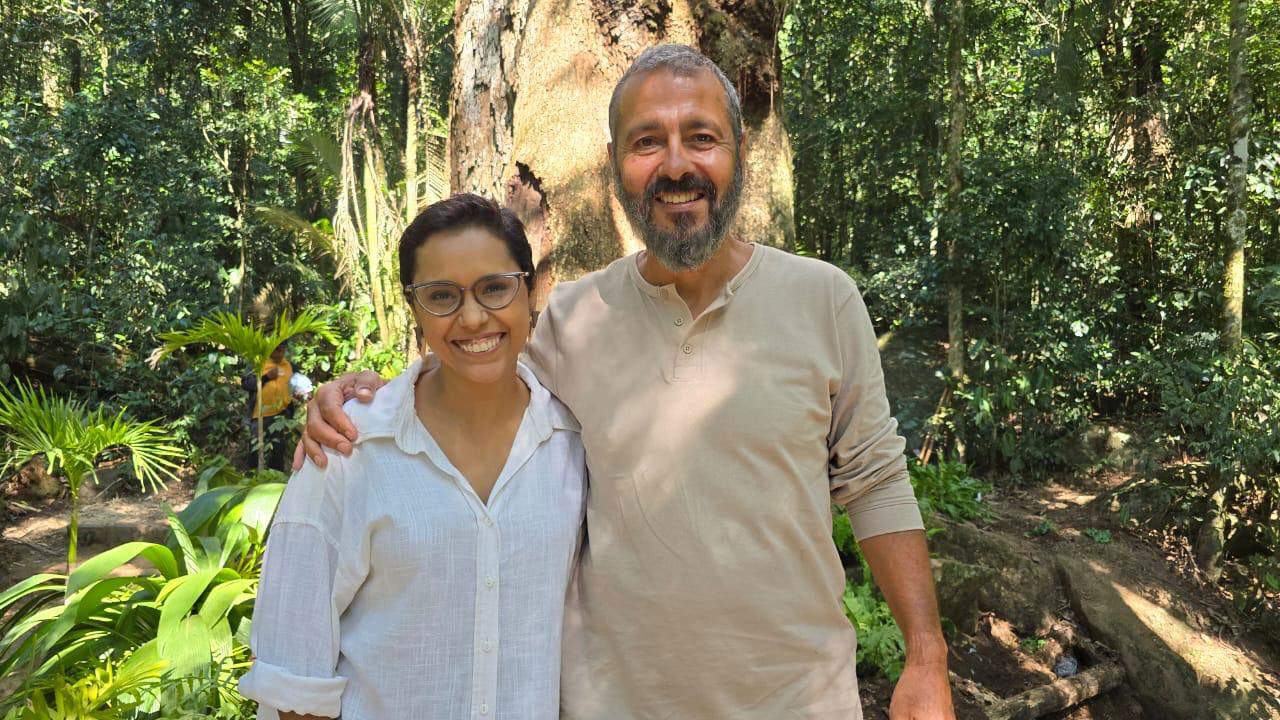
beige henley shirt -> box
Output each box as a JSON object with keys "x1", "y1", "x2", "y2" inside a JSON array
[{"x1": 525, "y1": 244, "x2": 924, "y2": 719}]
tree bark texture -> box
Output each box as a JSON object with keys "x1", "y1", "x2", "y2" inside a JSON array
[
  {"x1": 1221, "y1": 0, "x2": 1250, "y2": 352},
  {"x1": 448, "y1": 0, "x2": 794, "y2": 305}
]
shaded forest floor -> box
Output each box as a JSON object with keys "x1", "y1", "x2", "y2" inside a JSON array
[{"x1": 859, "y1": 470, "x2": 1280, "y2": 718}]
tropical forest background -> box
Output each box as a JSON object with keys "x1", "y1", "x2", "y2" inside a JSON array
[{"x1": 0, "y1": 0, "x2": 1278, "y2": 717}]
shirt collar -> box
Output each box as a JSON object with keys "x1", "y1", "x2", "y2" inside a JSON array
[
  {"x1": 626, "y1": 243, "x2": 763, "y2": 300},
  {"x1": 350, "y1": 355, "x2": 578, "y2": 457}
]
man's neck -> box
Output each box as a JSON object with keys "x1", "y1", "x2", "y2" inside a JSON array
[{"x1": 638, "y1": 237, "x2": 754, "y2": 319}]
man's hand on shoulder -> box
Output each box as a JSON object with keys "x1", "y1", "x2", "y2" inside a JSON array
[{"x1": 292, "y1": 370, "x2": 387, "y2": 470}]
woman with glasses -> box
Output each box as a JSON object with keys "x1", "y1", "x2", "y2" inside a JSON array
[{"x1": 239, "y1": 193, "x2": 586, "y2": 720}]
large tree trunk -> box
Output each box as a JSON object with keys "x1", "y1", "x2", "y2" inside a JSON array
[
  {"x1": 448, "y1": 0, "x2": 794, "y2": 304},
  {"x1": 1220, "y1": 0, "x2": 1250, "y2": 353}
]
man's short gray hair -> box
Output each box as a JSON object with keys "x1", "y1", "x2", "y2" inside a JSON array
[{"x1": 608, "y1": 44, "x2": 744, "y2": 153}]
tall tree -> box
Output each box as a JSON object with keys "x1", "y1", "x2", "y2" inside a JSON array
[
  {"x1": 1221, "y1": 0, "x2": 1251, "y2": 352},
  {"x1": 448, "y1": 0, "x2": 794, "y2": 301},
  {"x1": 943, "y1": 0, "x2": 967, "y2": 460}
]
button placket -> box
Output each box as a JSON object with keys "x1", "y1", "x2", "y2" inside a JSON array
[{"x1": 471, "y1": 507, "x2": 500, "y2": 719}]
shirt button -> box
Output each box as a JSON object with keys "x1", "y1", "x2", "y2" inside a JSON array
[
  {"x1": 674, "y1": 317, "x2": 684, "y2": 326},
  {"x1": 482, "y1": 640, "x2": 492, "y2": 653},
  {"x1": 485, "y1": 577, "x2": 495, "y2": 588},
  {"x1": 483, "y1": 517, "x2": 494, "y2": 527},
  {"x1": 480, "y1": 702, "x2": 489, "y2": 715},
  {"x1": 682, "y1": 344, "x2": 692, "y2": 354}
]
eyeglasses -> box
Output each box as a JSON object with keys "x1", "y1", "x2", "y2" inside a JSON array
[{"x1": 404, "y1": 272, "x2": 531, "y2": 316}]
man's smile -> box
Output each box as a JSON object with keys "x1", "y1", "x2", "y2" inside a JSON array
[{"x1": 656, "y1": 191, "x2": 705, "y2": 206}]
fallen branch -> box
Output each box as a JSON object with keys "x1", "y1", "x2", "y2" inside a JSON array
[
  {"x1": 986, "y1": 662, "x2": 1126, "y2": 720},
  {"x1": 950, "y1": 670, "x2": 1002, "y2": 708}
]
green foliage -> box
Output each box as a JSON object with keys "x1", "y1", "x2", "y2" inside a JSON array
[
  {"x1": 155, "y1": 308, "x2": 336, "y2": 379},
  {"x1": 843, "y1": 573, "x2": 906, "y2": 682},
  {"x1": 0, "y1": 381, "x2": 181, "y2": 566},
  {"x1": 910, "y1": 457, "x2": 993, "y2": 526},
  {"x1": 832, "y1": 458, "x2": 990, "y2": 679},
  {"x1": 1026, "y1": 521, "x2": 1058, "y2": 538},
  {"x1": 1083, "y1": 528, "x2": 1113, "y2": 545},
  {"x1": 155, "y1": 308, "x2": 334, "y2": 471},
  {"x1": 1019, "y1": 636, "x2": 1047, "y2": 654},
  {"x1": 0, "y1": 477, "x2": 282, "y2": 718}
]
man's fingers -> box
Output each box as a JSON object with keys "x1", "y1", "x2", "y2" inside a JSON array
[
  {"x1": 352, "y1": 371, "x2": 385, "y2": 403},
  {"x1": 315, "y1": 380, "x2": 362, "y2": 443},
  {"x1": 301, "y1": 429, "x2": 330, "y2": 468},
  {"x1": 291, "y1": 440, "x2": 307, "y2": 472}
]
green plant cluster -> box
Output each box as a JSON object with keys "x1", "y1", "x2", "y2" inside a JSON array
[
  {"x1": 0, "y1": 459, "x2": 282, "y2": 719},
  {"x1": 834, "y1": 458, "x2": 990, "y2": 680}
]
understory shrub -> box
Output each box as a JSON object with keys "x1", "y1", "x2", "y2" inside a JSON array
[
  {"x1": 0, "y1": 461, "x2": 282, "y2": 718},
  {"x1": 834, "y1": 458, "x2": 990, "y2": 679}
]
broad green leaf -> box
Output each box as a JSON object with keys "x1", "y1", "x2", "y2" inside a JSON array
[
  {"x1": 197, "y1": 579, "x2": 256, "y2": 629},
  {"x1": 0, "y1": 573, "x2": 64, "y2": 612},
  {"x1": 163, "y1": 616, "x2": 213, "y2": 678},
  {"x1": 157, "y1": 570, "x2": 219, "y2": 655},
  {"x1": 240, "y1": 482, "x2": 286, "y2": 541},
  {"x1": 173, "y1": 486, "x2": 246, "y2": 538},
  {"x1": 68, "y1": 543, "x2": 179, "y2": 595}
]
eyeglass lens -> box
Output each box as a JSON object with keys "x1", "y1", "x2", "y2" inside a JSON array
[{"x1": 414, "y1": 275, "x2": 522, "y2": 315}]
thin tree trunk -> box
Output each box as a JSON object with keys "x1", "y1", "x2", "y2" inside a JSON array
[
  {"x1": 256, "y1": 376, "x2": 265, "y2": 473},
  {"x1": 279, "y1": 0, "x2": 306, "y2": 94},
  {"x1": 1199, "y1": 0, "x2": 1253, "y2": 582},
  {"x1": 402, "y1": 4, "x2": 423, "y2": 225},
  {"x1": 1221, "y1": 0, "x2": 1250, "y2": 352},
  {"x1": 66, "y1": 476, "x2": 80, "y2": 570},
  {"x1": 944, "y1": 0, "x2": 967, "y2": 460}
]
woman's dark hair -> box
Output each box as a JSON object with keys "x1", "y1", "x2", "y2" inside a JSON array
[{"x1": 398, "y1": 193, "x2": 535, "y2": 292}]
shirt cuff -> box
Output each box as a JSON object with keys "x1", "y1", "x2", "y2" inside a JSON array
[
  {"x1": 238, "y1": 659, "x2": 347, "y2": 718},
  {"x1": 845, "y1": 472, "x2": 925, "y2": 541}
]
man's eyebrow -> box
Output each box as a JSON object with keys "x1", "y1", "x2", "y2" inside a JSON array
[
  {"x1": 683, "y1": 117, "x2": 726, "y2": 134},
  {"x1": 623, "y1": 117, "x2": 726, "y2": 140},
  {"x1": 622, "y1": 121, "x2": 662, "y2": 140}
]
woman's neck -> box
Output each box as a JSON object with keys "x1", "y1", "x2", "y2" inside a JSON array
[{"x1": 415, "y1": 362, "x2": 528, "y2": 431}]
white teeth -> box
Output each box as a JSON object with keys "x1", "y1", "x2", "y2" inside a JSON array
[
  {"x1": 659, "y1": 192, "x2": 700, "y2": 204},
  {"x1": 457, "y1": 336, "x2": 500, "y2": 354}
]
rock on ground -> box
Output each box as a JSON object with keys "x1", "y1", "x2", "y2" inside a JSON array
[{"x1": 1057, "y1": 555, "x2": 1280, "y2": 720}]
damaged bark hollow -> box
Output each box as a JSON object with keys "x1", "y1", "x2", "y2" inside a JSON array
[{"x1": 448, "y1": 0, "x2": 794, "y2": 305}]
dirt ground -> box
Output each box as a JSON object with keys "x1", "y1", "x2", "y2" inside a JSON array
[
  {"x1": 0, "y1": 471, "x2": 196, "y2": 586},
  {"x1": 858, "y1": 469, "x2": 1280, "y2": 719}
]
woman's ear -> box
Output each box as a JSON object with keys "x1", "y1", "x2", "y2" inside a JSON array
[{"x1": 529, "y1": 309, "x2": 539, "y2": 330}]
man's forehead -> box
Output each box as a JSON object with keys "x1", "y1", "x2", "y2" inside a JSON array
[{"x1": 614, "y1": 67, "x2": 730, "y2": 128}]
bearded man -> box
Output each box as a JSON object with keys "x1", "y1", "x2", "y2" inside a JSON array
[{"x1": 298, "y1": 44, "x2": 955, "y2": 720}]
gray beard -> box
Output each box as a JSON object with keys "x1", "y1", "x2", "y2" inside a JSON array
[{"x1": 613, "y1": 159, "x2": 745, "y2": 272}]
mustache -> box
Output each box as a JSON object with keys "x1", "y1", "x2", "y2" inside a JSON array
[{"x1": 642, "y1": 175, "x2": 717, "y2": 206}]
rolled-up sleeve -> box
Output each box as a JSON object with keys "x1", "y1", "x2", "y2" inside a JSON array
[
  {"x1": 239, "y1": 456, "x2": 353, "y2": 718},
  {"x1": 827, "y1": 286, "x2": 924, "y2": 540}
]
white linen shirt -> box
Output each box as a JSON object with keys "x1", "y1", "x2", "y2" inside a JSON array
[{"x1": 238, "y1": 358, "x2": 586, "y2": 720}]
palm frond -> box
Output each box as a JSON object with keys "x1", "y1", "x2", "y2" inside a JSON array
[
  {"x1": 284, "y1": 130, "x2": 343, "y2": 184},
  {"x1": 154, "y1": 309, "x2": 335, "y2": 376},
  {"x1": 253, "y1": 205, "x2": 336, "y2": 257},
  {"x1": 87, "y1": 411, "x2": 183, "y2": 494}
]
